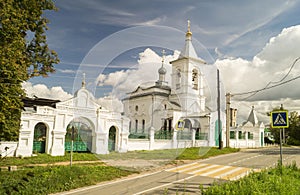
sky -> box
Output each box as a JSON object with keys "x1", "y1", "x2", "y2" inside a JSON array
[{"x1": 24, "y1": 0, "x2": 300, "y2": 124}]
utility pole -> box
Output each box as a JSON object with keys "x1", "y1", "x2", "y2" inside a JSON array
[
  {"x1": 226, "y1": 93, "x2": 231, "y2": 148},
  {"x1": 280, "y1": 104, "x2": 285, "y2": 144},
  {"x1": 217, "y1": 69, "x2": 222, "y2": 149}
]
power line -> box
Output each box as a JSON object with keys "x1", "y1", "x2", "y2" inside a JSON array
[
  {"x1": 232, "y1": 57, "x2": 300, "y2": 99},
  {"x1": 234, "y1": 75, "x2": 300, "y2": 96}
]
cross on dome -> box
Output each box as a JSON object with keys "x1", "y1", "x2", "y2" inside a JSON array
[
  {"x1": 158, "y1": 49, "x2": 167, "y2": 75},
  {"x1": 186, "y1": 20, "x2": 192, "y2": 38}
]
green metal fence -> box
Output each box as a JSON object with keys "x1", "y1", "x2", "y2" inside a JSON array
[
  {"x1": 65, "y1": 141, "x2": 92, "y2": 152},
  {"x1": 33, "y1": 141, "x2": 45, "y2": 153},
  {"x1": 195, "y1": 132, "x2": 208, "y2": 140},
  {"x1": 155, "y1": 129, "x2": 173, "y2": 140}
]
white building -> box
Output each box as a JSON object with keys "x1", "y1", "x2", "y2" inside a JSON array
[
  {"x1": 1, "y1": 21, "x2": 232, "y2": 157},
  {"x1": 229, "y1": 106, "x2": 265, "y2": 148},
  {"x1": 123, "y1": 21, "x2": 226, "y2": 148},
  {"x1": 15, "y1": 78, "x2": 130, "y2": 157}
]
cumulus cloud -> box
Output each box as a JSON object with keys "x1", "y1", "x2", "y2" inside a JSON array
[
  {"x1": 232, "y1": 98, "x2": 300, "y2": 125},
  {"x1": 96, "y1": 96, "x2": 123, "y2": 112},
  {"x1": 216, "y1": 25, "x2": 300, "y2": 101},
  {"x1": 22, "y1": 82, "x2": 73, "y2": 101},
  {"x1": 216, "y1": 25, "x2": 300, "y2": 123},
  {"x1": 96, "y1": 48, "x2": 179, "y2": 98}
]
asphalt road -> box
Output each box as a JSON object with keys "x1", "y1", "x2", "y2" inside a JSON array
[{"x1": 56, "y1": 147, "x2": 300, "y2": 195}]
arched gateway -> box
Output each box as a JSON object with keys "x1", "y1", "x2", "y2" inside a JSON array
[
  {"x1": 33, "y1": 122, "x2": 47, "y2": 153},
  {"x1": 16, "y1": 77, "x2": 129, "y2": 157},
  {"x1": 65, "y1": 118, "x2": 93, "y2": 152}
]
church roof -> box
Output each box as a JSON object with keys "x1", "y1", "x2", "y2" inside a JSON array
[
  {"x1": 22, "y1": 97, "x2": 60, "y2": 109},
  {"x1": 158, "y1": 66, "x2": 167, "y2": 74},
  {"x1": 244, "y1": 106, "x2": 259, "y2": 127},
  {"x1": 173, "y1": 20, "x2": 206, "y2": 64},
  {"x1": 179, "y1": 21, "x2": 198, "y2": 59}
]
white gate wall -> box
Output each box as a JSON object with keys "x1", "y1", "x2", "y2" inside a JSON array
[{"x1": 0, "y1": 142, "x2": 18, "y2": 157}]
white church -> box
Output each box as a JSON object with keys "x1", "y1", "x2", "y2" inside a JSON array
[{"x1": 0, "y1": 22, "x2": 264, "y2": 157}]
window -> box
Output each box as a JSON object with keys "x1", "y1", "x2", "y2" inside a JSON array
[
  {"x1": 248, "y1": 132, "x2": 254, "y2": 139},
  {"x1": 142, "y1": 119, "x2": 145, "y2": 132},
  {"x1": 192, "y1": 69, "x2": 198, "y2": 90},
  {"x1": 238, "y1": 131, "x2": 246, "y2": 139},
  {"x1": 135, "y1": 105, "x2": 138, "y2": 111},
  {"x1": 230, "y1": 131, "x2": 235, "y2": 139},
  {"x1": 129, "y1": 121, "x2": 132, "y2": 132},
  {"x1": 176, "y1": 69, "x2": 181, "y2": 89},
  {"x1": 135, "y1": 120, "x2": 138, "y2": 132}
]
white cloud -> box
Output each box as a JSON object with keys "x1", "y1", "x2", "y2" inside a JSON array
[
  {"x1": 232, "y1": 98, "x2": 300, "y2": 125},
  {"x1": 22, "y1": 82, "x2": 73, "y2": 101},
  {"x1": 57, "y1": 69, "x2": 76, "y2": 74},
  {"x1": 96, "y1": 96, "x2": 123, "y2": 112},
  {"x1": 216, "y1": 25, "x2": 300, "y2": 124},
  {"x1": 216, "y1": 25, "x2": 300, "y2": 101},
  {"x1": 97, "y1": 48, "x2": 179, "y2": 98}
]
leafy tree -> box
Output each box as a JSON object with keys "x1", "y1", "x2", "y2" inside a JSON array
[
  {"x1": 0, "y1": 0, "x2": 59, "y2": 141},
  {"x1": 287, "y1": 111, "x2": 300, "y2": 145},
  {"x1": 268, "y1": 107, "x2": 300, "y2": 146}
]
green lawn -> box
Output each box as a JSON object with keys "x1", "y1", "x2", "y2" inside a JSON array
[
  {"x1": 0, "y1": 147, "x2": 240, "y2": 195},
  {"x1": 0, "y1": 147, "x2": 239, "y2": 167},
  {"x1": 0, "y1": 164, "x2": 136, "y2": 195},
  {"x1": 0, "y1": 153, "x2": 99, "y2": 166},
  {"x1": 201, "y1": 163, "x2": 300, "y2": 195},
  {"x1": 95, "y1": 147, "x2": 239, "y2": 161}
]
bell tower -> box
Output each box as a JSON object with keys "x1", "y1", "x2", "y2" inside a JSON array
[{"x1": 170, "y1": 20, "x2": 206, "y2": 113}]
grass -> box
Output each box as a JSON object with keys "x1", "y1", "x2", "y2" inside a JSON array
[
  {"x1": 0, "y1": 147, "x2": 240, "y2": 194},
  {"x1": 201, "y1": 163, "x2": 300, "y2": 195},
  {"x1": 0, "y1": 147, "x2": 239, "y2": 167},
  {"x1": 176, "y1": 147, "x2": 239, "y2": 160},
  {"x1": 0, "y1": 152, "x2": 99, "y2": 166},
  {"x1": 95, "y1": 147, "x2": 240, "y2": 161},
  {"x1": 0, "y1": 164, "x2": 137, "y2": 195}
]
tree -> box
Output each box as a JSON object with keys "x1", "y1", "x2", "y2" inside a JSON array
[
  {"x1": 287, "y1": 111, "x2": 300, "y2": 145},
  {"x1": 0, "y1": 0, "x2": 59, "y2": 141},
  {"x1": 268, "y1": 107, "x2": 300, "y2": 146}
]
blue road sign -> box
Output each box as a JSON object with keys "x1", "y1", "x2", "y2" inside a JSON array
[
  {"x1": 271, "y1": 111, "x2": 289, "y2": 128},
  {"x1": 175, "y1": 120, "x2": 185, "y2": 130}
]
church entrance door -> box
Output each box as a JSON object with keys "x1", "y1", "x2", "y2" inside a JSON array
[
  {"x1": 33, "y1": 122, "x2": 47, "y2": 153},
  {"x1": 108, "y1": 126, "x2": 116, "y2": 152},
  {"x1": 65, "y1": 118, "x2": 93, "y2": 152}
]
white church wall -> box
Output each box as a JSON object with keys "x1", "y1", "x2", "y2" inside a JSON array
[
  {"x1": 150, "y1": 140, "x2": 173, "y2": 150},
  {"x1": 0, "y1": 142, "x2": 18, "y2": 157},
  {"x1": 127, "y1": 139, "x2": 150, "y2": 151},
  {"x1": 229, "y1": 139, "x2": 257, "y2": 148}
]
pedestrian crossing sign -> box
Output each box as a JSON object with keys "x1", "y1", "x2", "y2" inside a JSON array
[
  {"x1": 175, "y1": 120, "x2": 185, "y2": 130},
  {"x1": 271, "y1": 111, "x2": 289, "y2": 128}
]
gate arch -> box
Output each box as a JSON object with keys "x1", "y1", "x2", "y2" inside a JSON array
[
  {"x1": 108, "y1": 126, "x2": 117, "y2": 152},
  {"x1": 33, "y1": 122, "x2": 47, "y2": 153},
  {"x1": 65, "y1": 117, "x2": 94, "y2": 152}
]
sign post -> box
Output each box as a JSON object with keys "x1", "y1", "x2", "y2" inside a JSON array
[
  {"x1": 270, "y1": 110, "x2": 289, "y2": 166},
  {"x1": 70, "y1": 126, "x2": 75, "y2": 167}
]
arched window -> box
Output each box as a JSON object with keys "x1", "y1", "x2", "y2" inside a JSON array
[
  {"x1": 135, "y1": 119, "x2": 138, "y2": 132},
  {"x1": 135, "y1": 105, "x2": 138, "y2": 111},
  {"x1": 192, "y1": 69, "x2": 198, "y2": 90},
  {"x1": 176, "y1": 69, "x2": 181, "y2": 89},
  {"x1": 142, "y1": 119, "x2": 145, "y2": 132}
]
